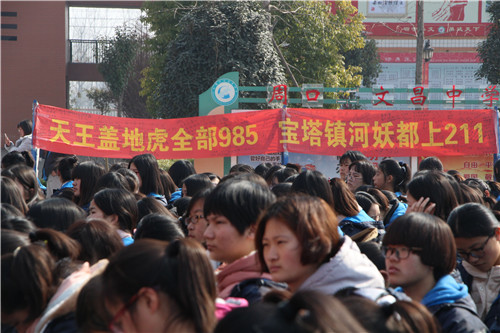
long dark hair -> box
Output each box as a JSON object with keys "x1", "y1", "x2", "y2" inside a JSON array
[
  {"x1": 103, "y1": 239, "x2": 217, "y2": 332},
  {"x1": 129, "y1": 154, "x2": 164, "y2": 195},
  {"x1": 72, "y1": 161, "x2": 105, "y2": 207}
]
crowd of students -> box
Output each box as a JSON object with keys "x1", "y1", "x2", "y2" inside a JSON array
[{"x1": 1, "y1": 148, "x2": 500, "y2": 333}]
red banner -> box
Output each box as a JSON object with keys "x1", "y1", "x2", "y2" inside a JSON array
[{"x1": 33, "y1": 104, "x2": 498, "y2": 159}]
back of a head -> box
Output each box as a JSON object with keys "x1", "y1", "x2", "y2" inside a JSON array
[
  {"x1": 96, "y1": 172, "x2": 133, "y2": 192},
  {"x1": 1, "y1": 216, "x2": 36, "y2": 234},
  {"x1": 76, "y1": 275, "x2": 110, "y2": 333},
  {"x1": 254, "y1": 163, "x2": 273, "y2": 178},
  {"x1": 168, "y1": 160, "x2": 196, "y2": 188},
  {"x1": 135, "y1": 213, "x2": 185, "y2": 242},
  {"x1": 137, "y1": 196, "x2": 175, "y2": 221},
  {"x1": 2, "y1": 151, "x2": 29, "y2": 169},
  {"x1": 291, "y1": 170, "x2": 334, "y2": 207},
  {"x1": 7, "y1": 164, "x2": 42, "y2": 205},
  {"x1": 66, "y1": 219, "x2": 124, "y2": 264},
  {"x1": 204, "y1": 179, "x2": 275, "y2": 234},
  {"x1": 2, "y1": 229, "x2": 30, "y2": 254},
  {"x1": 340, "y1": 296, "x2": 439, "y2": 333},
  {"x1": 229, "y1": 163, "x2": 255, "y2": 174},
  {"x1": 57, "y1": 155, "x2": 78, "y2": 183},
  {"x1": 257, "y1": 290, "x2": 365, "y2": 333},
  {"x1": 1, "y1": 176, "x2": 29, "y2": 215},
  {"x1": 183, "y1": 173, "x2": 214, "y2": 197},
  {"x1": 103, "y1": 239, "x2": 216, "y2": 332},
  {"x1": 27, "y1": 197, "x2": 86, "y2": 232},
  {"x1": 355, "y1": 191, "x2": 377, "y2": 214},
  {"x1": 1, "y1": 203, "x2": 24, "y2": 222},
  {"x1": 418, "y1": 156, "x2": 443, "y2": 172}
]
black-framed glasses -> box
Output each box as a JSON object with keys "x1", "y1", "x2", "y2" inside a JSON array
[
  {"x1": 186, "y1": 214, "x2": 205, "y2": 226},
  {"x1": 457, "y1": 234, "x2": 494, "y2": 261},
  {"x1": 382, "y1": 246, "x2": 422, "y2": 260},
  {"x1": 108, "y1": 292, "x2": 141, "y2": 333}
]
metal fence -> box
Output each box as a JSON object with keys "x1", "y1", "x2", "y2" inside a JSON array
[{"x1": 69, "y1": 39, "x2": 111, "y2": 64}]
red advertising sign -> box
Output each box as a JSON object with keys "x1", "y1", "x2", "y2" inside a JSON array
[{"x1": 33, "y1": 104, "x2": 498, "y2": 159}]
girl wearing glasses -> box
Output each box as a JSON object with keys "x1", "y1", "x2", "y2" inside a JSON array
[
  {"x1": 383, "y1": 213, "x2": 487, "y2": 333},
  {"x1": 447, "y1": 203, "x2": 500, "y2": 331}
]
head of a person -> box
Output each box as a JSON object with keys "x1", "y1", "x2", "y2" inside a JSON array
[
  {"x1": 89, "y1": 188, "x2": 139, "y2": 233},
  {"x1": 185, "y1": 188, "x2": 212, "y2": 244},
  {"x1": 340, "y1": 297, "x2": 440, "y2": 333},
  {"x1": 251, "y1": 290, "x2": 365, "y2": 332},
  {"x1": 347, "y1": 160, "x2": 376, "y2": 192},
  {"x1": 6, "y1": 164, "x2": 42, "y2": 206},
  {"x1": 66, "y1": 218, "x2": 124, "y2": 265},
  {"x1": 382, "y1": 213, "x2": 456, "y2": 285},
  {"x1": 17, "y1": 119, "x2": 32, "y2": 137},
  {"x1": 182, "y1": 173, "x2": 214, "y2": 197},
  {"x1": 254, "y1": 163, "x2": 273, "y2": 178},
  {"x1": 255, "y1": 195, "x2": 340, "y2": 292},
  {"x1": 27, "y1": 197, "x2": 86, "y2": 232},
  {"x1": 271, "y1": 182, "x2": 292, "y2": 198},
  {"x1": 407, "y1": 170, "x2": 460, "y2": 221},
  {"x1": 366, "y1": 188, "x2": 390, "y2": 219},
  {"x1": 128, "y1": 154, "x2": 163, "y2": 196},
  {"x1": 373, "y1": 159, "x2": 411, "y2": 194},
  {"x1": 447, "y1": 203, "x2": 500, "y2": 272},
  {"x1": 203, "y1": 179, "x2": 275, "y2": 263},
  {"x1": 355, "y1": 191, "x2": 381, "y2": 221},
  {"x1": 329, "y1": 178, "x2": 359, "y2": 217},
  {"x1": 494, "y1": 159, "x2": 500, "y2": 182},
  {"x1": 1, "y1": 176, "x2": 29, "y2": 215},
  {"x1": 1, "y1": 216, "x2": 36, "y2": 234},
  {"x1": 271, "y1": 167, "x2": 298, "y2": 187},
  {"x1": 168, "y1": 160, "x2": 196, "y2": 188},
  {"x1": 201, "y1": 172, "x2": 221, "y2": 186},
  {"x1": 339, "y1": 150, "x2": 367, "y2": 180},
  {"x1": 418, "y1": 156, "x2": 444, "y2": 172},
  {"x1": 72, "y1": 161, "x2": 106, "y2": 207},
  {"x1": 134, "y1": 214, "x2": 185, "y2": 242},
  {"x1": 291, "y1": 170, "x2": 334, "y2": 208},
  {"x1": 1, "y1": 151, "x2": 33, "y2": 169},
  {"x1": 76, "y1": 275, "x2": 110, "y2": 333},
  {"x1": 1, "y1": 229, "x2": 30, "y2": 255},
  {"x1": 102, "y1": 239, "x2": 217, "y2": 333},
  {"x1": 137, "y1": 196, "x2": 175, "y2": 222},
  {"x1": 459, "y1": 183, "x2": 485, "y2": 205},
  {"x1": 96, "y1": 172, "x2": 133, "y2": 193},
  {"x1": 264, "y1": 165, "x2": 285, "y2": 186},
  {"x1": 229, "y1": 163, "x2": 255, "y2": 174},
  {"x1": 57, "y1": 155, "x2": 78, "y2": 183},
  {"x1": 116, "y1": 168, "x2": 140, "y2": 194},
  {"x1": 1, "y1": 244, "x2": 55, "y2": 332},
  {"x1": 447, "y1": 169, "x2": 466, "y2": 183}
]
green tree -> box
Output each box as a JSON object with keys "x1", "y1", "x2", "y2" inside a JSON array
[
  {"x1": 85, "y1": 88, "x2": 114, "y2": 115},
  {"x1": 142, "y1": 1, "x2": 286, "y2": 118},
  {"x1": 94, "y1": 26, "x2": 150, "y2": 118},
  {"x1": 343, "y1": 38, "x2": 382, "y2": 87},
  {"x1": 270, "y1": 1, "x2": 366, "y2": 89},
  {"x1": 476, "y1": 1, "x2": 500, "y2": 84}
]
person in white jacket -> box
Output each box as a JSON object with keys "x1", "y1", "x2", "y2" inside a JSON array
[
  {"x1": 4, "y1": 119, "x2": 33, "y2": 153},
  {"x1": 255, "y1": 194, "x2": 385, "y2": 294}
]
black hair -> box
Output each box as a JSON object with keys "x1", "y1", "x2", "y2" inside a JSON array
[
  {"x1": 418, "y1": 157, "x2": 444, "y2": 172},
  {"x1": 17, "y1": 119, "x2": 32, "y2": 136},
  {"x1": 1, "y1": 216, "x2": 37, "y2": 234},
  {"x1": 447, "y1": 203, "x2": 500, "y2": 238},
  {"x1": 204, "y1": 179, "x2": 275, "y2": 235},
  {"x1": 183, "y1": 174, "x2": 214, "y2": 197},
  {"x1": 272, "y1": 167, "x2": 298, "y2": 184},
  {"x1": 349, "y1": 159, "x2": 376, "y2": 186},
  {"x1": 254, "y1": 163, "x2": 273, "y2": 178},
  {"x1": 291, "y1": 170, "x2": 334, "y2": 208},
  {"x1": 2, "y1": 151, "x2": 34, "y2": 169},
  {"x1": 27, "y1": 198, "x2": 86, "y2": 232},
  {"x1": 378, "y1": 159, "x2": 411, "y2": 193},
  {"x1": 355, "y1": 191, "x2": 378, "y2": 215},
  {"x1": 134, "y1": 213, "x2": 185, "y2": 242},
  {"x1": 93, "y1": 188, "x2": 139, "y2": 232},
  {"x1": 271, "y1": 182, "x2": 292, "y2": 197},
  {"x1": 129, "y1": 154, "x2": 164, "y2": 196},
  {"x1": 95, "y1": 172, "x2": 133, "y2": 192},
  {"x1": 72, "y1": 161, "x2": 106, "y2": 207},
  {"x1": 340, "y1": 150, "x2": 367, "y2": 164},
  {"x1": 168, "y1": 160, "x2": 196, "y2": 188},
  {"x1": 229, "y1": 163, "x2": 255, "y2": 174},
  {"x1": 57, "y1": 155, "x2": 78, "y2": 183}
]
